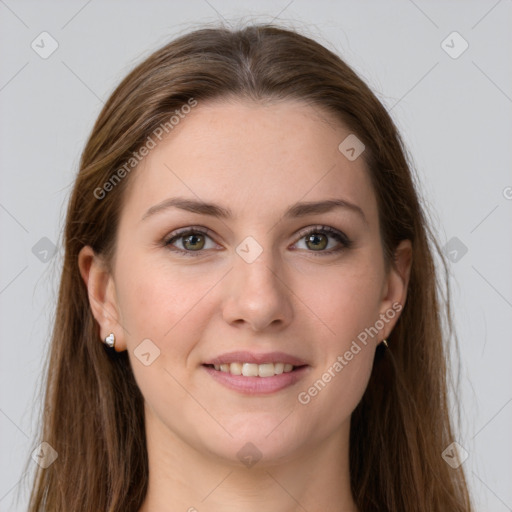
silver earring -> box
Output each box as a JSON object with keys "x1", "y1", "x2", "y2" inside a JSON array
[
  {"x1": 380, "y1": 338, "x2": 388, "y2": 348},
  {"x1": 104, "y1": 333, "x2": 115, "y2": 349}
]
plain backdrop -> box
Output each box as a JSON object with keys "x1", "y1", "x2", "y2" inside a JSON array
[{"x1": 1, "y1": 1, "x2": 511, "y2": 510}]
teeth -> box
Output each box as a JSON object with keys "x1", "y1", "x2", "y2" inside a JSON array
[
  {"x1": 242, "y1": 363, "x2": 259, "y2": 377},
  {"x1": 229, "y1": 362, "x2": 242, "y2": 375},
  {"x1": 257, "y1": 363, "x2": 275, "y2": 378},
  {"x1": 212, "y1": 362, "x2": 296, "y2": 377}
]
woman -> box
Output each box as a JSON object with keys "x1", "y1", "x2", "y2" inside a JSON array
[{"x1": 26, "y1": 24, "x2": 473, "y2": 511}]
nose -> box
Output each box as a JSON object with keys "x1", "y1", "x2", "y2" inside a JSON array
[{"x1": 221, "y1": 246, "x2": 294, "y2": 332}]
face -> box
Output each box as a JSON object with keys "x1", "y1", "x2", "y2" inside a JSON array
[{"x1": 81, "y1": 99, "x2": 410, "y2": 466}]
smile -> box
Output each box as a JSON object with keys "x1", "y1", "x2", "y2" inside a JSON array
[
  {"x1": 205, "y1": 362, "x2": 296, "y2": 377},
  {"x1": 202, "y1": 363, "x2": 309, "y2": 394}
]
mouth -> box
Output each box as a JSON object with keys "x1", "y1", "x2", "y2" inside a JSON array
[
  {"x1": 202, "y1": 362, "x2": 306, "y2": 377},
  {"x1": 201, "y1": 361, "x2": 310, "y2": 394}
]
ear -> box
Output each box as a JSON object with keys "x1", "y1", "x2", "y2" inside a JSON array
[
  {"x1": 378, "y1": 239, "x2": 412, "y2": 339},
  {"x1": 78, "y1": 245, "x2": 126, "y2": 351}
]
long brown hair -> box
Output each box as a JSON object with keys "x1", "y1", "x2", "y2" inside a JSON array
[{"x1": 24, "y1": 23, "x2": 473, "y2": 511}]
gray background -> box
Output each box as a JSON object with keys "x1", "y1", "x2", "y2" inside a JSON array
[{"x1": 1, "y1": 1, "x2": 511, "y2": 510}]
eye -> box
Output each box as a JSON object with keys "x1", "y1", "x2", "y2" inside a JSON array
[
  {"x1": 163, "y1": 224, "x2": 352, "y2": 258},
  {"x1": 293, "y1": 225, "x2": 352, "y2": 255},
  {"x1": 164, "y1": 226, "x2": 219, "y2": 256}
]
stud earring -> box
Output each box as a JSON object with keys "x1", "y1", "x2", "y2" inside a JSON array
[
  {"x1": 380, "y1": 339, "x2": 388, "y2": 349},
  {"x1": 104, "y1": 332, "x2": 115, "y2": 349}
]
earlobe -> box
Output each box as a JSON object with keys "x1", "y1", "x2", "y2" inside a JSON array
[{"x1": 78, "y1": 246, "x2": 123, "y2": 349}]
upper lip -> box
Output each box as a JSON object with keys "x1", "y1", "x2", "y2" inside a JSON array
[{"x1": 203, "y1": 351, "x2": 308, "y2": 366}]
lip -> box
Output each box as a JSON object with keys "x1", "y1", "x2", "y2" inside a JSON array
[
  {"x1": 202, "y1": 364, "x2": 310, "y2": 394},
  {"x1": 203, "y1": 351, "x2": 308, "y2": 366}
]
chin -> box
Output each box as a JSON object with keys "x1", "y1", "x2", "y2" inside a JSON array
[{"x1": 200, "y1": 415, "x2": 307, "y2": 466}]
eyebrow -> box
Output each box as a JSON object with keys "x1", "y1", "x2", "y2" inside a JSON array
[{"x1": 141, "y1": 196, "x2": 367, "y2": 224}]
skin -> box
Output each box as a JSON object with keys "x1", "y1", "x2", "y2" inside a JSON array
[{"x1": 79, "y1": 99, "x2": 411, "y2": 512}]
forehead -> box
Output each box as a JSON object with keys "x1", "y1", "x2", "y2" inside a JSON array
[{"x1": 121, "y1": 99, "x2": 378, "y2": 226}]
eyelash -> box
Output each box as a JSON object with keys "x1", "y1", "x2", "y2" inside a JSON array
[{"x1": 163, "y1": 225, "x2": 352, "y2": 257}]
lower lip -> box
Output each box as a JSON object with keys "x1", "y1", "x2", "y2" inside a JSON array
[{"x1": 202, "y1": 365, "x2": 309, "y2": 394}]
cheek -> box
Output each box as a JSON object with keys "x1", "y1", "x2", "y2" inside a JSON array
[
  {"x1": 293, "y1": 260, "x2": 382, "y2": 419},
  {"x1": 114, "y1": 260, "x2": 217, "y2": 412},
  {"x1": 302, "y1": 259, "x2": 384, "y2": 344},
  {"x1": 115, "y1": 257, "x2": 220, "y2": 341},
  {"x1": 297, "y1": 344, "x2": 374, "y2": 437},
  {"x1": 296, "y1": 285, "x2": 378, "y2": 430}
]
